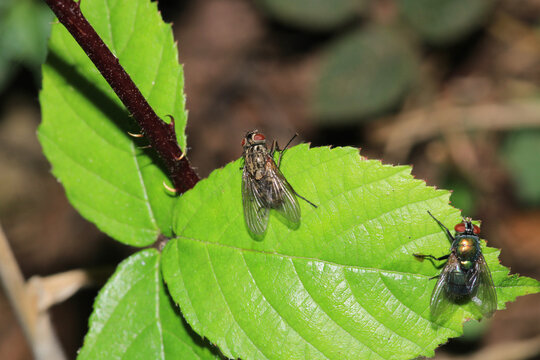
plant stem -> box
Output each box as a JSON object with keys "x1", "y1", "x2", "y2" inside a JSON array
[{"x1": 43, "y1": 0, "x2": 199, "y2": 193}]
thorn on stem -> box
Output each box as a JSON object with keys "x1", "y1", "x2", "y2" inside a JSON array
[
  {"x1": 165, "y1": 115, "x2": 175, "y2": 129},
  {"x1": 163, "y1": 181, "x2": 177, "y2": 194},
  {"x1": 127, "y1": 131, "x2": 144, "y2": 138}
]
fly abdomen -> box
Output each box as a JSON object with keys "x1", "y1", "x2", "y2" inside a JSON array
[
  {"x1": 258, "y1": 177, "x2": 283, "y2": 208},
  {"x1": 446, "y1": 269, "x2": 473, "y2": 298}
]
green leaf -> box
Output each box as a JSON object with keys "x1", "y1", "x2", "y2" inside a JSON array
[
  {"x1": 399, "y1": 0, "x2": 494, "y2": 44},
  {"x1": 313, "y1": 26, "x2": 418, "y2": 123},
  {"x1": 162, "y1": 145, "x2": 539, "y2": 360},
  {"x1": 38, "y1": 0, "x2": 187, "y2": 246},
  {"x1": 78, "y1": 249, "x2": 220, "y2": 360},
  {"x1": 254, "y1": 0, "x2": 367, "y2": 31},
  {"x1": 502, "y1": 130, "x2": 540, "y2": 205},
  {"x1": 443, "y1": 175, "x2": 476, "y2": 214},
  {"x1": 0, "y1": 0, "x2": 53, "y2": 89}
]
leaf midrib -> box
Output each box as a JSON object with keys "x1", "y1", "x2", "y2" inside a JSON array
[{"x1": 176, "y1": 235, "x2": 432, "y2": 279}]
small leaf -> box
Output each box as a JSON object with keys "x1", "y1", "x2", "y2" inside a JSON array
[
  {"x1": 78, "y1": 249, "x2": 220, "y2": 360},
  {"x1": 443, "y1": 176, "x2": 476, "y2": 214},
  {"x1": 254, "y1": 0, "x2": 367, "y2": 31},
  {"x1": 0, "y1": 0, "x2": 53, "y2": 88},
  {"x1": 399, "y1": 0, "x2": 494, "y2": 44},
  {"x1": 38, "y1": 0, "x2": 187, "y2": 245},
  {"x1": 313, "y1": 26, "x2": 418, "y2": 123},
  {"x1": 502, "y1": 130, "x2": 540, "y2": 204},
  {"x1": 162, "y1": 144, "x2": 540, "y2": 359}
]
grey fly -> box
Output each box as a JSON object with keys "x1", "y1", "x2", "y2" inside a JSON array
[{"x1": 241, "y1": 130, "x2": 317, "y2": 235}]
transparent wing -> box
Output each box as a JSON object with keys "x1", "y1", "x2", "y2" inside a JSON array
[
  {"x1": 471, "y1": 254, "x2": 497, "y2": 318},
  {"x1": 430, "y1": 254, "x2": 459, "y2": 318},
  {"x1": 268, "y1": 164, "x2": 300, "y2": 225},
  {"x1": 242, "y1": 170, "x2": 269, "y2": 235}
]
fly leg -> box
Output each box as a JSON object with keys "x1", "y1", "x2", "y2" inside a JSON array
[
  {"x1": 413, "y1": 254, "x2": 450, "y2": 261},
  {"x1": 293, "y1": 191, "x2": 318, "y2": 208},
  {"x1": 413, "y1": 253, "x2": 449, "y2": 271},
  {"x1": 427, "y1": 210, "x2": 455, "y2": 243},
  {"x1": 272, "y1": 133, "x2": 317, "y2": 209},
  {"x1": 273, "y1": 133, "x2": 298, "y2": 168}
]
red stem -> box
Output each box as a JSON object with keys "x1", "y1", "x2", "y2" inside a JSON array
[{"x1": 43, "y1": 0, "x2": 199, "y2": 193}]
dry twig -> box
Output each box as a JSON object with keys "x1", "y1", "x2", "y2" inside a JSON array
[
  {"x1": 372, "y1": 100, "x2": 540, "y2": 162},
  {"x1": 0, "y1": 224, "x2": 66, "y2": 360}
]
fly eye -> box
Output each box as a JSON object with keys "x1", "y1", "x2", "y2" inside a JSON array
[
  {"x1": 454, "y1": 223, "x2": 466, "y2": 233},
  {"x1": 241, "y1": 138, "x2": 246, "y2": 147},
  {"x1": 253, "y1": 133, "x2": 265, "y2": 141},
  {"x1": 473, "y1": 225, "x2": 481, "y2": 234}
]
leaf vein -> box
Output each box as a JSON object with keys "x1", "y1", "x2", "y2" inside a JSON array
[
  {"x1": 143, "y1": 31, "x2": 166, "y2": 103},
  {"x1": 204, "y1": 245, "x2": 267, "y2": 360},
  {"x1": 174, "y1": 240, "x2": 201, "y2": 325},
  {"x1": 377, "y1": 272, "x2": 452, "y2": 349},
  {"x1": 103, "y1": 0, "x2": 116, "y2": 52},
  {"x1": 329, "y1": 192, "x2": 448, "y2": 246},
  {"x1": 154, "y1": 256, "x2": 165, "y2": 360},
  {"x1": 117, "y1": 2, "x2": 139, "y2": 56},
  {"x1": 40, "y1": 131, "x2": 150, "y2": 206},
  {"x1": 50, "y1": 74, "x2": 130, "y2": 153},
  {"x1": 341, "y1": 272, "x2": 426, "y2": 356},
  {"x1": 88, "y1": 272, "x2": 155, "y2": 357},
  {"x1": 130, "y1": 143, "x2": 159, "y2": 230},
  {"x1": 161, "y1": 329, "x2": 203, "y2": 360},
  {"x1": 240, "y1": 253, "x2": 330, "y2": 360},
  {"x1": 290, "y1": 260, "x2": 386, "y2": 360}
]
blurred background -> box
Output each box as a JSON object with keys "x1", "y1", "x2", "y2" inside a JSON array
[{"x1": 1, "y1": 0, "x2": 540, "y2": 358}]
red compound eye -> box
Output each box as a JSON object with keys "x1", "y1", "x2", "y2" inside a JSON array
[
  {"x1": 472, "y1": 224, "x2": 481, "y2": 234},
  {"x1": 454, "y1": 223, "x2": 466, "y2": 233},
  {"x1": 241, "y1": 138, "x2": 246, "y2": 147},
  {"x1": 253, "y1": 133, "x2": 265, "y2": 141}
]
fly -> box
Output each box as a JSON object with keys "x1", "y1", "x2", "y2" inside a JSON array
[
  {"x1": 414, "y1": 211, "x2": 497, "y2": 318},
  {"x1": 241, "y1": 130, "x2": 317, "y2": 235}
]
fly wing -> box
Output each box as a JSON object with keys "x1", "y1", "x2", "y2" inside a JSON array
[
  {"x1": 268, "y1": 163, "x2": 300, "y2": 225},
  {"x1": 471, "y1": 254, "x2": 497, "y2": 318},
  {"x1": 430, "y1": 254, "x2": 460, "y2": 318},
  {"x1": 242, "y1": 169, "x2": 269, "y2": 235}
]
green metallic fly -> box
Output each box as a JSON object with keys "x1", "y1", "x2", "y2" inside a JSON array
[{"x1": 414, "y1": 211, "x2": 497, "y2": 318}]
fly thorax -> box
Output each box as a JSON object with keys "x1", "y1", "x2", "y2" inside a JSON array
[
  {"x1": 455, "y1": 237, "x2": 479, "y2": 262},
  {"x1": 254, "y1": 169, "x2": 265, "y2": 180},
  {"x1": 460, "y1": 260, "x2": 474, "y2": 270},
  {"x1": 245, "y1": 145, "x2": 268, "y2": 180}
]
